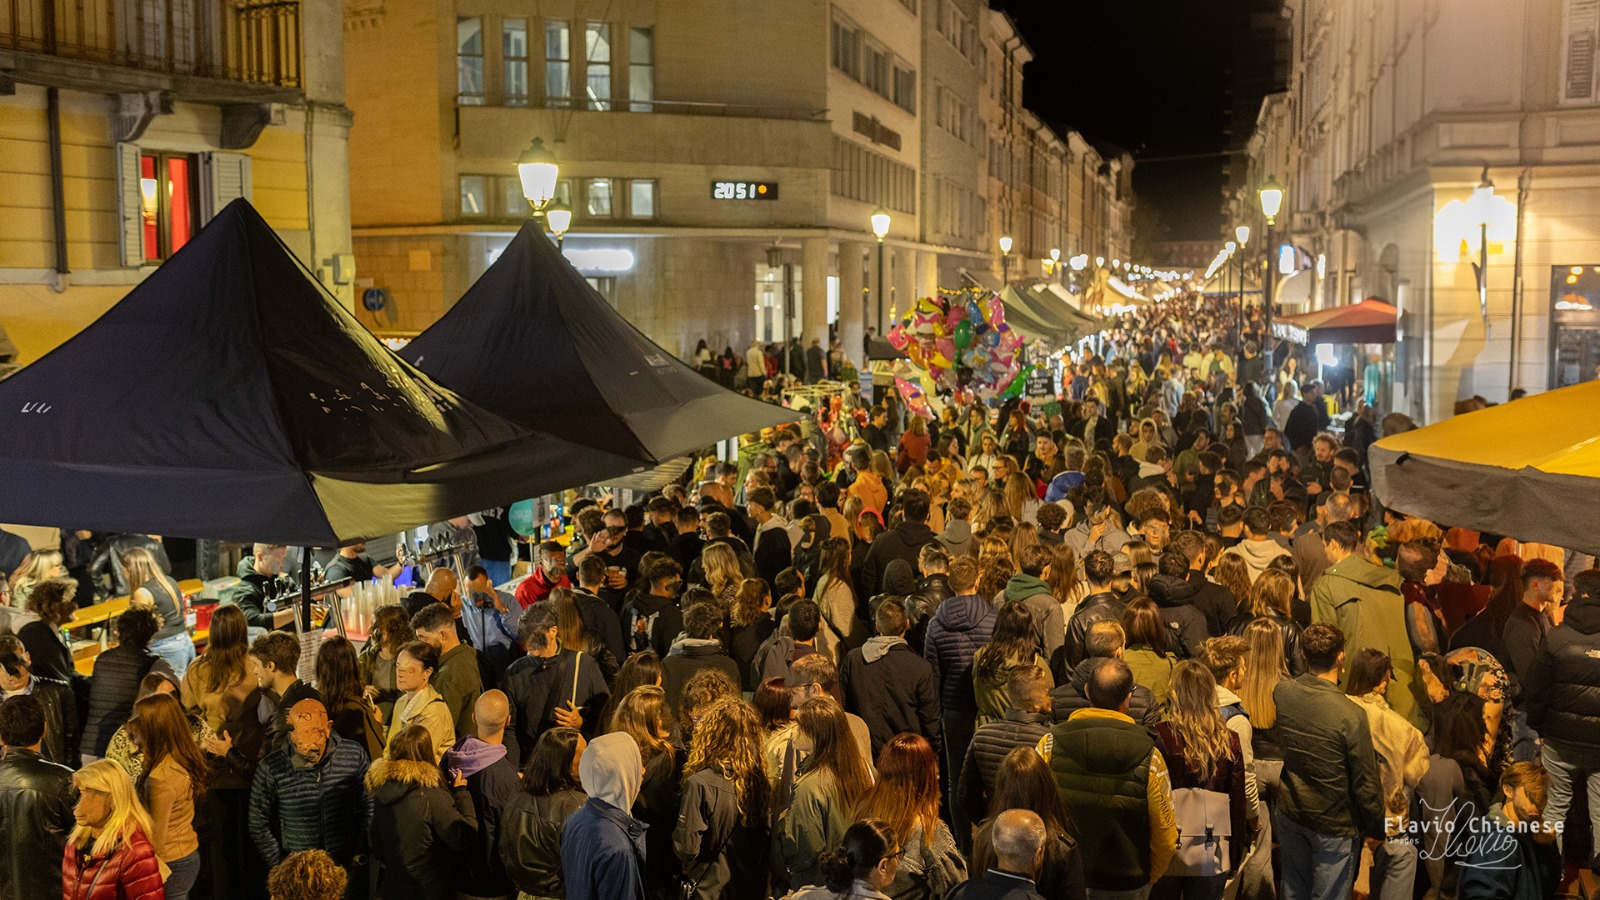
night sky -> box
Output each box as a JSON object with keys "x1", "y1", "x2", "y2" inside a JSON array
[{"x1": 994, "y1": 0, "x2": 1238, "y2": 246}]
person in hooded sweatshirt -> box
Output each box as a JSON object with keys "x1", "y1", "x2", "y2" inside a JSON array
[
  {"x1": 934, "y1": 496, "x2": 976, "y2": 558},
  {"x1": 1144, "y1": 549, "x2": 1211, "y2": 659},
  {"x1": 662, "y1": 603, "x2": 743, "y2": 712},
  {"x1": 366, "y1": 724, "x2": 479, "y2": 900},
  {"x1": 861, "y1": 489, "x2": 936, "y2": 597},
  {"x1": 441, "y1": 691, "x2": 521, "y2": 900},
  {"x1": 620, "y1": 557, "x2": 688, "y2": 661},
  {"x1": 1051, "y1": 620, "x2": 1161, "y2": 726},
  {"x1": 1003, "y1": 544, "x2": 1066, "y2": 664},
  {"x1": 838, "y1": 597, "x2": 943, "y2": 759},
  {"x1": 747, "y1": 488, "x2": 797, "y2": 588},
  {"x1": 561, "y1": 731, "x2": 649, "y2": 900},
  {"x1": 921, "y1": 556, "x2": 996, "y2": 853},
  {"x1": 1223, "y1": 507, "x2": 1290, "y2": 583}
]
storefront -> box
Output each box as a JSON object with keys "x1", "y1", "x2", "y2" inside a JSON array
[{"x1": 1550, "y1": 265, "x2": 1600, "y2": 388}]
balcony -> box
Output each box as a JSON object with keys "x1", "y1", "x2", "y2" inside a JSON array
[{"x1": 0, "y1": 0, "x2": 302, "y2": 100}]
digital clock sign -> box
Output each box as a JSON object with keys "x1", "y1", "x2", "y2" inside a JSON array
[{"x1": 711, "y1": 181, "x2": 778, "y2": 200}]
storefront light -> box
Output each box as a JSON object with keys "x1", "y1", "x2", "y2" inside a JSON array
[{"x1": 562, "y1": 247, "x2": 635, "y2": 272}]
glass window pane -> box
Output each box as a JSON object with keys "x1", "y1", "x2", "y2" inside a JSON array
[
  {"x1": 457, "y1": 17, "x2": 484, "y2": 103},
  {"x1": 503, "y1": 18, "x2": 528, "y2": 105},
  {"x1": 554, "y1": 179, "x2": 572, "y2": 208},
  {"x1": 586, "y1": 178, "x2": 612, "y2": 217},
  {"x1": 585, "y1": 22, "x2": 611, "y2": 110},
  {"x1": 502, "y1": 177, "x2": 525, "y2": 216},
  {"x1": 629, "y1": 180, "x2": 655, "y2": 219},
  {"x1": 139, "y1": 154, "x2": 159, "y2": 261},
  {"x1": 545, "y1": 21, "x2": 570, "y2": 104},
  {"x1": 629, "y1": 27, "x2": 652, "y2": 111},
  {"x1": 460, "y1": 175, "x2": 487, "y2": 216},
  {"x1": 166, "y1": 156, "x2": 193, "y2": 253}
]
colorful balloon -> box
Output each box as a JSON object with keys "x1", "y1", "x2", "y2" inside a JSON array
[{"x1": 953, "y1": 320, "x2": 974, "y2": 350}]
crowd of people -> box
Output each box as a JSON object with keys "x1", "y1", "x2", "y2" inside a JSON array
[{"x1": 0, "y1": 291, "x2": 1593, "y2": 900}]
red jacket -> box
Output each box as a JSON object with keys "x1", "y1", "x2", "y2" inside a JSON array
[
  {"x1": 62, "y1": 827, "x2": 165, "y2": 900},
  {"x1": 514, "y1": 567, "x2": 569, "y2": 608}
]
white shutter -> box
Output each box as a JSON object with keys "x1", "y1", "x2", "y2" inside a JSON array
[
  {"x1": 1564, "y1": 0, "x2": 1600, "y2": 104},
  {"x1": 201, "y1": 151, "x2": 252, "y2": 221},
  {"x1": 116, "y1": 142, "x2": 143, "y2": 267}
]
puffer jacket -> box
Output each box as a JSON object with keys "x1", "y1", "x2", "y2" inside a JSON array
[
  {"x1": 0, "y1": 748, "x2": 74, "y2": 900},
  {"x1": 1145, "y1": 574, "x2": 1209, "y2": 659},
  {"x1": 1051, "y1": 657, "x2": 1160, "y2": 726},
  {"x1": 500, "y1": 788, "x2": 586, "y2": 897},
  {"x1": 366, "y1": 757, "x2": 479, "y2": 900},
  {"x1": 922, "y1": 594, "x2": 997, "y2": 713},
  {"x1": 839, "y1": 637, "x2": 943, "y2": 759},
  {"x1": 80, "y1": 643, "x2": 173, "y2": 759},
  {"x1": 1527, "y1": 595, "x2": 1600, "y2": 763},
  {"x1": 958, "y1": 709, "x2": 1050, "y2": 821},
  {"x1": 247, "y1": 730, "x2": 372, "y2": 867},
  {"x1": 61, "y1": 827, "x2": 164, "y2": 900}
]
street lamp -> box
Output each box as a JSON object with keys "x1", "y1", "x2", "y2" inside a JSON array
[
  {"x1": 999, "y1": 235, "x2": 1014, "y2": 286},
  {"x1": 1235, "y1": 225, "x2": 1251, "y2": 355},
  {"x1": 516, "y1": 137, "x2": 559, "y2": 214},
  {"x1": 1258, "y1": 175, "x2": 1285, "y2": 365},
  {"x1": 1049, "y1": 247, "x2": 1061, "y2": 284},
  {"x1": 546, "y1": 202, "x2": 572, "y2": 250},
  {"x1": 871, "y1": 207, "x2": 891, "y2": 333},
  {"x1": 1472, "y1": 167, "x2": 1495, "y2": 320}
]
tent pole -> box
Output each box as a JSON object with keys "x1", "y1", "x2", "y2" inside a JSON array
[{"x1": 299, "y1": 547, "x2": 313, "y2": 633}]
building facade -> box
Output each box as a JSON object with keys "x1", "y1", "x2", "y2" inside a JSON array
[
  {"x1": 344, "y1": 0, "x2": 1133, "y2": 361},
  {"x1": 0, "y1": 0, "x2": 352, "y2": 364},
  {"x1": 1240, "y1": 0, "x2": 1600, "y2": 423}
]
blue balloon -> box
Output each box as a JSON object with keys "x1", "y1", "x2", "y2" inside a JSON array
[
  {"x1": 984, "y1": 329, "x2": 1002, "y2": 347},
  {"x1": 966, "y1": 300, "x2": 984, "y2": 323}
]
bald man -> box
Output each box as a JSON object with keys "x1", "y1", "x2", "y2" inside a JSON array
[
  {"x1": 404, "y1": 567, "x2": 459, "y2": 618},
  {"x1": 443, "y1": 690, "x2": 521, "y2": 899},
  {"x1": 961, "y1": 808, "x2": 1049, "y2": 900},
  {"x1": 248, "y1": 698, "x2": 373, "y2": 890}
]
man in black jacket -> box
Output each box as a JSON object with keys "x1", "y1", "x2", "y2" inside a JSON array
[
  {"x1": 838, "y1": 597, "x2": 942, "y2": 759},
  {"x1": 0, "y1": 653, "x2": 77, "y2": 768},
  {"x1": 861, "y1": 488, "x2": 936, "y2": 596},
  {"x1": 503, "y1": 604, "x2": 610, "y2": 763},
  {"x1": 1060, "y1": 551, "x2": 1124, "y2": 673},
  {"x1": 746, "y1": 487, "x2": 795, "y2": 588},
  {"x1": 225, "y1": 542, "x2": 290, "y2": 630},
  {"x1": 0, "y1": 694, "x2": 74, "y2": 900},
  {"x1": 662, "y1": 603, "x2": 742, "y2": 712},
  {"x1": 619, "y1": 557, "x2": 686, "y2": 660},
  {"x1": 1273, "y1": 623, "x2": 1385, "y2": 900},
  {"x1": 1050, "y1": 621, "x2": 1160, "y2": 725},
  {"x1": 247, "y1": 698, "x2": 372, "y2": 890},
  {"x1": 1525, "y1": 568, "x2": 1600, "y2": 862},
  {"x1": 1169, "y1": 530, "x2": 1238, "y2": 636},
  {"x1": 442, "y1": 690, "x2": 521, "y2": 900}
]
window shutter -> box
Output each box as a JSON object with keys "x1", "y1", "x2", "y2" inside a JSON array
[
  {"x1": 1565, "y1": 0, "x2": 1600, "y2": 104},
  {"x1": 116, "y1": 142, "x2": 143, "y2": 267},
  {"x1": 201, "y1": 151, "x2": 252, "y2": 221}
]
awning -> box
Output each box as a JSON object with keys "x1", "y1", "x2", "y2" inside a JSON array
[
  {"x1": 1272, "y1": 297, "x2": 1397, "y2": 346},
  {"x1": 998, "y1": 286, "x2": 1072, "y2": 345},
  {"x1": 592, "y1": 456, "x2": 696, "y2": 493},
  {"x1": 1026, "y1": 283, "x2": 1103, "y2": 339},
  {"x1": 1370, "y1": 381, "x2": 1600, "y2": 555}
]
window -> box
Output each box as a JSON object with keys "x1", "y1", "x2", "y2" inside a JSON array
[
  {"x1": 457, "y1": 17, "x2": 485, "y2": 104},
  {"x1": 628, "y1": 179, "x2": 656, "y2": 219},
  {"x1": 893, "y1": 65, "x2": 916, "y2": 113},
  {"x1": 831, "y1": 19, "x2": 859, "y2": 79},
  {"x1": 586, "y1": 177, "x2": 613, "y2": 217},
  {"x1": 629, "y1": 27, "x2": 653, "y2": 111},
  {"x1": 500, "y1": 176, "x2": 527, "y2": 217},
  {"x1": 503, "y1": 18, "x2": 529, "y2": 105},
  {"x1": 585, "y1": 276, "x2": 617, "y2": 306},
  {"x1": 137, "y1": 151, "x2": 198, "y2": 261},
  {"x1": 460, "y1": 175, "x2": 488, "y2": 216},
  {"x1": 863, "y1": 45, "x2": 888, "y2": 95},
  {"x1": 554, "y1": 178, "x2": 572, "y2": 208},
  {"x1": 830, "y1": 137, "x2": 915, "y2": 214},
  {"x1": 585, "y1": 22, "x2": 611, "y2": 110},
  {"x1": 545, "y1": 21, "x2": 570, "y2": 106}
]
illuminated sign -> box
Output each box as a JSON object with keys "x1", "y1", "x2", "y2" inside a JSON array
[
  {"x1": 711, "y1": 181, "x2": 778, "y2": 200},
  {"x1": 562, "y1": 248, "x2": 636, "y2": 272}
]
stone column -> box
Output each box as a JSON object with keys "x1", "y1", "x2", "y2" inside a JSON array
[
  {"x1": 917, "y1": 249, "x2": 940, "y2": 300},
  {"x1": 802, "y1": 236, "x2": 830, "y2": 348},
  {"x1": 892, "y1": 245, "x2": 917, "y2": 324},
  {"x1": 839, "y1": 240, "x2": 867, "y2": 366}
]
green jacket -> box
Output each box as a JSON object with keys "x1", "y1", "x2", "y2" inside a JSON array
[
  {"x1": 1273, "y1": 674, "x2": 1387, "y2": 840},
  {"x1": 1309, "y1": 554, "x2": 1424, "y2": 729}
]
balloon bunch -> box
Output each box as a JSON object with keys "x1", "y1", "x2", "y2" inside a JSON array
[{"x1": 886, "y1": 290, "x2": 1033, "y2": 417}]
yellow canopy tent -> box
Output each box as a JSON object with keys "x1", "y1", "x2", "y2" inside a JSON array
[{"x1": 1368, "y1": 380, "x2": 1600, "y2": 554}]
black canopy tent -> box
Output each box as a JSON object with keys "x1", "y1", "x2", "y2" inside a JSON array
[
  {"x1": 0, "y1": 200, "x2": 646, "y2": 561},
  {"x1": 402, "y1": 221, "x2": 801, "y2": 463}
]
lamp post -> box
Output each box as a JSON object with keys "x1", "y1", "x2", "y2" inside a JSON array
[
  {"x1": 1473, "y1": 167, "x2": 1494, "y2": 321},
  {"x1": 547, "y1": 203, "x2": 572, "y2": 250},
  {"x1": 871, "y1": 207, "x2": 891, "y2": 333},
  {"x1": 516, "y1": 137, "x2": 559, "y2": 215},
  {"x1": 999, "y1": 235, "x2": 1014, "y2": 287},
  {"x1": 1069, "y1": 253, "x2": 1087, "y2": 293},
  {"x1": 1258, "y1": 176, "x2": 1285, "y2": 366},
  {"x1": 1235, "y1": 225, "x2": 1251, "y2": 357},
  {"x1": 1049, "y1": 247, "x2": 1061, "y2": 285}
]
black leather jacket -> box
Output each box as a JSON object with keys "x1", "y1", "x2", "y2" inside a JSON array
[
  {"x1": 1227, "y1": 611, "x2": 1305, "y2": 676},
  {"x1": 0, "y1": 748, "x2": 75, "y2": 900}
]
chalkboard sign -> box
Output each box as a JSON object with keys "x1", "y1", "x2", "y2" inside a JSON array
[{"x1": 1025, "y1": 367, "x2": 1055, "y2": 398}]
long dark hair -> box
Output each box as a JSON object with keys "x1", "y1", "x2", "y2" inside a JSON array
[
  {"x1": 130, "y1": 693, "x2": 207, "y2": 800},
  {"x1": 599, "y1": 650, "x2": 663, "y2": 727},
  {"x1": 1483, "y1": 555, "x2": 1525, "y2": 630},
  {"x1": 315, "y1": 636, "x2": 364, "y2": 711},
  {"x1": 1122, "y1": 596, "x2": 1170, "y2": 655},
  {"x1": 975, "y1": 601, "x2": 1037, "y2": 684},
  {"x1": 973, "y1": 747, "x2": 1078, "y2": 896},
  {"x1": 1345, "y1": 648, "x2": 1391, "y2": 698},
  {"x1": 201, "y1": 605, "x2": 249, "y2": 694},
  {"x1": 819, "y1": 537, "x2": 852, "y2": 588},
  {"x1": 796, "y1": 695, "x2": 872, "y2": 807},
  {"x1": 1431, "y1": 690, "x2": 1489, "y2": 776},
  {"x1": 521, "y1": 726, "x2": 584, "y2": 796},
  {"x1": 386, "y1": 724, "x2": 443, "y2": 784}
]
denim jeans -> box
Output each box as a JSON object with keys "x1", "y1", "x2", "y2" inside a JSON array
[
  {"x1": 942, "y1": 709, "x2": 977, "y2": 852},
  {"x1": 165, "y1": 851, "x2": 200, "y2": 900},
  {"x1": 1541, "y1": 741, "x2": 1600, "y2": 858},
  {"x1": 1369, "y1": 838, "x2": 1417, "y2": 900},
  {"x1": 148, "y1": 631, "x2": 197, "y2": 679},
  {"x1": 1275, "y1": 810, "x2": 1359, "y2": 900}
]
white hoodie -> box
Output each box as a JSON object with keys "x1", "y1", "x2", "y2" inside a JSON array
[{"x1": 581, "y1": 731, "x2": 643, "y2": 812}]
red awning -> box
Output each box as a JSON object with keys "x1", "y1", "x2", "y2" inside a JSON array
[{"x1": 1272, "y1": 297, "x2": 1398, "y2": 345}]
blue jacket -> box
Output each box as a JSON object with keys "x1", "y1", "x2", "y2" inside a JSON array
[
  {"x1": 561, "y1": 796, "x2": 648, "y2": 900},
  {"x1": 248, "y1": 731, "x2": 372, "y2": 867},
  {"x1": 923, "y1": 594, "x2": 997, "y2": 712},
  {"x1": 1455, "y1": 805, "x2": 1560, "y2": 900}
]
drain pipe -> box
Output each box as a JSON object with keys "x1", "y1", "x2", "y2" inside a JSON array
[
  {"x1": 1508, "y1": 167, "x2": 1530, "y2": 397},
  {"x1": 46, "y1": 87, "x2": 69, "y2": 290}
]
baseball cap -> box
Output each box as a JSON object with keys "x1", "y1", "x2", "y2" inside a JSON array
[{"x1": 1113, "y1": 552, "x2": 1133, "y2": 575}]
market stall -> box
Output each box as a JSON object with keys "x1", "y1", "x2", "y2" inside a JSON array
[{"x1": 1369, "y1": 380, "x2": 1600, "y2": 555}]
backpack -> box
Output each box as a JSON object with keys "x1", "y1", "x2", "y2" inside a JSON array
[{"x1": 1168, "y1": 785, "x2": 1235, "y2": 877}]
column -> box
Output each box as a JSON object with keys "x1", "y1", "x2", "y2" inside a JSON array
[
  {"x1": 839, "y1": 241, "x2": 867, "y2": 366},
  {"x1": 917, "y1": 250, "x2": 940, "y2": 300},
  {"x1": 801, "y1": 236, "x2": 830, "y2": 348},
  {"x1": 893, "y1": 245, "x2": 917, "y2": 323}
]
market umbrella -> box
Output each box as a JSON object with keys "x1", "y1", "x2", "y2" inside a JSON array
[
  {"x1": 1272, "y1": 298, "x2": 1397, "y2": 346},
  {"x1": 1369, "y1": 380, "x2": 1600, "y2": 555},
  {"x1": 0, "y1": 200, "x2": 645, "y2": 550},
  {"x1": 402, "y1": 221, "x2": 800, "y2": 463}
]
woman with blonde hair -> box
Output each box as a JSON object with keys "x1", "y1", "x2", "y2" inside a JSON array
[
  {"x1": 128, "y1": 691, "x2": 207, "y2": 898},
  {"x1": 1239, "y1": 618, "x2": 1289, "y2": 786},
  {"x1": 62, "y1": 760, "x2": 164, "y2": 900},
  {"x1": 1227, "y1": 568, "x2": 1306, "y2": 675},
  {"x1": 8, "y1": 548, "x2": 63, "y2": 609},
  {"x1": 1046, "y1": 543, "x2": 1086, "y2": 622},
  {"x1": 122, "y1": 545, "x2": 196, "y2": 676},
  {"x1": 870, "y1": 450, "x2": 898, "y2": 493},
  {"x1": 675, "y1": 697, "x2": 772, "y2": 899},
  {"x1": 1212, "y1": 553, "x2": 1253, "y2": 618},
  {"x1": 851, "y1": 733, "x2": 966, "y2": 899},
  {"x1": 701, "y1": 542, "x2": 745, "y2": 609}
]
